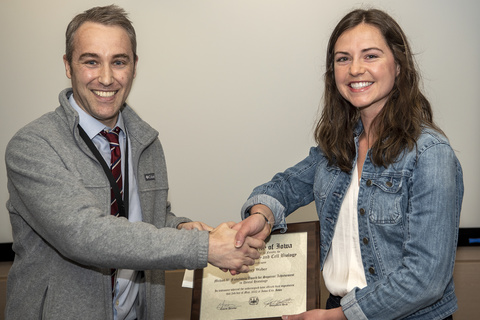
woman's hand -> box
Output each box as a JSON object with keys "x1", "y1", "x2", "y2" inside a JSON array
[
  {"x1": 232, "y1": 204, "x2": 274, "y2": 248},
  {"x1": 282, "y1": 307, "x2": 347, "y2": 320}
]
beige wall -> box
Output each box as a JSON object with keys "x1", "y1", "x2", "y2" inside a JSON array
[
  {"x1": 1, "y1": 246, "x2": 478, "y2": 320},
  {"x1": 1, "y1": 0, "x2": 480, "y2": 244}
]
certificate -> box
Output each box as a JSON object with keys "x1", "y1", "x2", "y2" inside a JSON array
[{"x1": 191, "y1": 221, "x2": 320, "y2": 320}]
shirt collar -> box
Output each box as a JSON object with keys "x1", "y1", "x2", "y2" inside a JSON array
[{"x1": 69, "y1": 94, "x2": 126, "y2": 139}]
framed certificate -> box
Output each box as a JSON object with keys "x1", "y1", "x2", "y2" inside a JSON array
[{"x1": 191, "y1": 221, "x2": 320, "y2": 320}]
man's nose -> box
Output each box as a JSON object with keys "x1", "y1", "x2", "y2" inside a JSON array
[{"x1": 98, "y1": 65, "x2": 114, "y2": 86}]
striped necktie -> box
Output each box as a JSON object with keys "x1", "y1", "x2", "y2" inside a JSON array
[
  {"x1": 100, "y1": 127, "x2": 123, "y2": 217},
  {"x1": 100, "y1": 127, "x2": 123, "y2": 293}
]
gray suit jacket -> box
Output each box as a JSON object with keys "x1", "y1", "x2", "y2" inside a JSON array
[{"x1": 5, "y1": 88, "x2": 208, "y2": 319}]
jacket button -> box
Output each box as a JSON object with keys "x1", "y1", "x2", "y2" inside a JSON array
[
  {"x1": 386, "y1": 181, "x2": 393, "y2": 187},
  {"x1": 359, "y1": 208, "x2": 365, "y2": 215},
  {"x1": 369, "y1": 267, "x2": 375, "y2": 274},
  {"x1": 366, "y1": 179, "x2": 372, "y2": 186},
  {"x1": 363, "y1": 237, "x2": 369, "y2": 245}
]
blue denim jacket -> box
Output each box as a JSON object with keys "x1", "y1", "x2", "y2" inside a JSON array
[{"x1": 241, "y1": 123, "x2": 464, "y2": 320}]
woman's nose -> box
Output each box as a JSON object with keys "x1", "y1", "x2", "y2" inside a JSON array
[{"x1": 349, "y1": 59, "x2": 365, "y2": 76}]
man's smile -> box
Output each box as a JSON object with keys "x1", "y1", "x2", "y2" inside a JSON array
[{"x1": 93, "y1": 90, "x2": 118, "y2": 97}]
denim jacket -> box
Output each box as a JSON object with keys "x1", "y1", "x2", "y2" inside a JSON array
[{"x1": 241, "y1": 123, "x2": 464, "y2": 320}]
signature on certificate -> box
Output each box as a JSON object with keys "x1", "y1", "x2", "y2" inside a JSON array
[
  {"x1": 264, "y1": 298, "x2": 294, "y2": 307},
  {"x1": 217, "y1": 300, "x2": 240, "y2": 310}
]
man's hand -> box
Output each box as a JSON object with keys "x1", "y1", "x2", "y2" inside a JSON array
[
  {"x1": 208, "y1": 222, "x2": 265, "y2": 273},
  {"x1": 177, "y1": 221, "x2": 213, "y2": 232},
  {"x1": 232, "y1": 204, "x2": 274, "y2": 248},
  {"x1": 282, "y1": 308, "x2": 347, "y2": 320}
]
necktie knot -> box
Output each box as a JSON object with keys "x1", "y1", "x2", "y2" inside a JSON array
[{"x1": 100, "y1": 127, "x2": 121, "y2": 145}]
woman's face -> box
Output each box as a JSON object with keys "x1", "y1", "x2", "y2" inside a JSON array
[{"x1": 333, "y1": 23, "x2": 399, "y2": 115}]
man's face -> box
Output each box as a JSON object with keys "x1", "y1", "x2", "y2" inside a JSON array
[{"x1": 63, "y1": 22, "x2": 137, "y2": 128}]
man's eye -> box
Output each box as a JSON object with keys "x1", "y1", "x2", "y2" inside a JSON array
[
  {"x1": 113, "y1": 60, "x2": 126, "y2": 66},
  {"x1": 85, "y1": 60, "x2": 97, "y2": 65}
]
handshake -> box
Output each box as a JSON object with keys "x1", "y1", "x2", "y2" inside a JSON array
[{"x1": 178, "y1": 205, "x2": 274, "y2": 275}]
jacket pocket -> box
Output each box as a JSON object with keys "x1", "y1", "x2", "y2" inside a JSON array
[{"x1": 368, "y1": 176, "x2": 404, "y2": 224}]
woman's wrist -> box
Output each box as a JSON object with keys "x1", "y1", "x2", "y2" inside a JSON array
[
  {"x1": 250, "y1": 211, "x2": 273, "y2": 234},
  {"x1": 249, "y1": 204, "x2": 275, "y2": 233}
]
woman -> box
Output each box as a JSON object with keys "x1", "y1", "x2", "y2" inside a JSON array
[{"x1": 233, "y1": 8, "x2": 463, "y2": 320}]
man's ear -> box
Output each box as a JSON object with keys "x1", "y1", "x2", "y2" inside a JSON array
[
  {"x1": 133, "y1": 55, "x2": 139, "y2": 78},
  {"x1": 63, "y1": 54, "x2": 72, "y2": 79}
]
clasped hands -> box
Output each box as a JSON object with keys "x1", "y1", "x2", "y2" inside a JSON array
[
  {"x1": 178, "y1": 205, "x2": 273, "y2": 274},
  {"x1": 179, "y1": 209, "x2": 347, "y2": 320}
]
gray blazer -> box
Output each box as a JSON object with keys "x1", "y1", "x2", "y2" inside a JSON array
[{"x1": 5, "y1": 88, "x2": 208, "y2": 319}]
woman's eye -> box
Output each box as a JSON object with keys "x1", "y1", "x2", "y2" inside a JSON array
[{"x1": 336, "y1": 57, "x2": 348, "y2": 63}]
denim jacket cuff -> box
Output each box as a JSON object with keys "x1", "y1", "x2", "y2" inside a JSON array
[
  {"x1": 341, "y1": 289, "x2": 368, "y2": 320},
  {"x1": 241, "y1": 194, "x2": 287, "y2": 233}
]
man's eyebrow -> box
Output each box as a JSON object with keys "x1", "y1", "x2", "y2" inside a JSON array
[
  {"x1": 78, "y1": 53, "x2": 99, "y2": 60},
  {"x1": 77, "y1": 53, "x2": 132, "y2": 61},
  {"x1": 112, "y1": 53, "x2": 131, "y2": 61}
]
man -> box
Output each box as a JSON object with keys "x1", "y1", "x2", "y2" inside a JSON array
[{"x1": 5, "y1": 5, "x2": 262, "y2": 320}]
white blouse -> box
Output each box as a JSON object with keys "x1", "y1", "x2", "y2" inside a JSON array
[{"x1": 322, "y1": 165, "x2": 367, "y2": 297}]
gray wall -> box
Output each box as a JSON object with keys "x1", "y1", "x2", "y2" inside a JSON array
[{"x1": 1, "y1": 0, "x2": 479, "y2": 242}]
